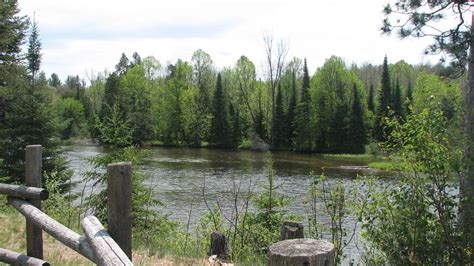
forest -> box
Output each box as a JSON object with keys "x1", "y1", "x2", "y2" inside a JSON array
[{"x1": 0, "y1": 0, "x2": 473, "y2": 265}]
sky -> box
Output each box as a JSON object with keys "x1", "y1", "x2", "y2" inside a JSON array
[{"x1": 18, "y1": 0, "x2": 454, "y2": 82}]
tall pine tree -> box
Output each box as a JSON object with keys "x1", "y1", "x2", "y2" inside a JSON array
[
  {"x1": 26, "y1": 17, "x2": 41, "y2": 84},
  {"x1": 405, "y1": 80, "x2": 413, "y2": 115},
  {"x1": 210, "y1": 73, "x2": 231, "y2": 148},
  {"x1": 374, "y1": 55, "x2": 392, "y2": 141},
  {"x1": 294, "y1": 59, "x2": 312, "y2": 152},
  {"x1": 348, "y1": 84, "x2": 367, "y2": 153},
  {"x1": 392, "y1": 78, "x2": 403, "y2": 119}
]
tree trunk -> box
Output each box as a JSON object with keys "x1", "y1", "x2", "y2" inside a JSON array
[
  {"x1": 207, "y1": 231, "x2": 230, "y2": 261},
  {"x1": 460, "y1": 11, "x2": 474, "y2": 263},
  {"x1": 268, "y1": 239, "x2": 335, "y2": 266},
  {"x1": 280, "y1": 221, "x2": 304, "y2": 241}
]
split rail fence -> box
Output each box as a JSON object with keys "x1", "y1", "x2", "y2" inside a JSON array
[{"x1": 0, "y1": 145, "x2": 133, "y2": 266}]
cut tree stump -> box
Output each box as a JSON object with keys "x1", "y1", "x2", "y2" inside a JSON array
[
  {"x1": 280, "y1": 220, "x2": 304, "y2": 240},
  {"x1": 207, "y1": 231, "x2": 230, "y2": 260},
  {"x1": 268, "y1": 239, "x2": 335, "y2": 266}
]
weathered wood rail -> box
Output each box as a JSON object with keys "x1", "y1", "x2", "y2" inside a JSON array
[{"x1": 0, "y1": 145, "x2": 133, "y2": 266}]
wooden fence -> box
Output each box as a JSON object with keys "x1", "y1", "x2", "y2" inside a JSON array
[{"x1": 0, "y1": 145, "x2": 133, "y2": 266}]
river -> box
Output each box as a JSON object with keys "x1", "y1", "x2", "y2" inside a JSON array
[{"x1": 66, "y1": 144, "x2": 395, "y2": 263}]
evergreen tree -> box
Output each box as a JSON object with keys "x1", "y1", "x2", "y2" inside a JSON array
[
  {"x1": 0, "y1": 0, "x2": 28, "y2": 67},
  {"x1": 115, "y1": 53, "x2": 130, "y2": 75},
  {"x1": 328, "y1": 101, "x2": 350, "y2": 153},
  {"x1": 272, "y1": 83, "x2": 285, "y2": 149},
  {"x1": 405, "y1": 80, "x2": 413, "y2": 115},
  {"x1": 210, "y1": 73, "x2": 230, "y2": 148},
  {"x1": 294, "y1": 59, "x2": 312, "y2": 152},
  {"x1": 229, "y1": 103, "x2": 241, "y2": 149},
  {"x1": 100, "y1": 73, "x2": 121, "y2": 119},
  {"x1": 0, "y1": 4, "x2": 70, "y2": 190},
  {"x1": 374, "y1": 55, "x2": 392, "y2": 141},
  {"x1": 285, "y1": 72, "x2": 297, "y2": 147},
  {"x1": 368, "y1": 84, "x2": 375, "y2": 113},
  {"x1": 348, "y1": 84, "x2": 367, "y2": 153},
  {"x1": 392, "y1": 78, "x2": 403, "y2": 118},
  {"x1": 48, "y1": 73, "x2": 61, "y2": 88},
  {"x1": 132, "y1": 51, "x2": 141, "y2": 66},
  {"x1": 26, "y1": 18, "x2": 41, "y2": 83}
]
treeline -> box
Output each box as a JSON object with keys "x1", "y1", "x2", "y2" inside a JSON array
[{"x1": 47, "y1": 49, "x2": 462, "y2": 154}]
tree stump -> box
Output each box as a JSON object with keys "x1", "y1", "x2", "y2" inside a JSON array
[
  {"x1": 280, "y1": 220, "x2": 304, "y2": 240},
  {"x1": 208, "y1": 231, "x2": 230, "y2": 260},
  {"x1": 268, "y1": 239, "x2": 335, "y2": 266}
]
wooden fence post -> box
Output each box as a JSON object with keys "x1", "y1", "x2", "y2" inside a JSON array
[
  {"x1": 25, "y1": 145, "x2": 43, "y2": 259},
  {"x1": 107, "y1": 162, "x2": 132, "y2": 260}
]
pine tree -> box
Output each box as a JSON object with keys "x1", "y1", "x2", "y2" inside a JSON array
[
  {"x1": 48, "y1": 73, "x2": 61, "y2": 88},
  {"x1": 26, "y1": 17, "x2": 41, "y2": 84},
  {"x1": 286, "y1": 72, "x2": 297, "y2": 147},
  {"x1": 0, "y1": 4, "x2": 70, "y2": 190},
  {"x1": 272, "y1": 83, "x2": 285, "y2": 149},
  {"x1": 115, "y1": 53, "x2": 130, "y2": 75},
  {"x1": 0, "y1": 0, "x2": 28, "y2": 68},
  {"x1": 132, "y1": 51, "x2": 141, "y2": 66},
  {"x1": 374, "y1": 55, "x2": 392, "y2": 141},
  {"x1": 210, "y1": 73, "x2": 230, "y2": 148},
  {"x1": 229, "y1": 103, "x2": 241, "y2": 149},
  {"x1": 348, "y1": 84, "x2": 367, "y2": 153},
  {"x1": 392, "y1": 79, "x2": 403, "y2": 118},
  {"x1": 328, "y1": 101, "x2": 349, "y2": 153},
  {"x1": 368, "y1": 84, "x2": 375, "y2": 113},
  {"x1": 294, "y1": 59, "x2": 312, "y2": 152},
  {"x1": 405, "y1": 80, "x2": 413, "y2": 115}
]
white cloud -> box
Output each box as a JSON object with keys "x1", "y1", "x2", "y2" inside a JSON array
[{"x1": 19, "y1": 0, "x2": 449, "y2": 81}]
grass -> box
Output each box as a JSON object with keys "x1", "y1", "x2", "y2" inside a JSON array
[
  {"x1": 0, "y1": 208, "x2": 207, "y2": 266},
  {"x1": 322, "y1": 153, "x2": 380, "y2": 161},
  {"x1": 368, "y1": 161, "x2": 400, "y2": 171}
]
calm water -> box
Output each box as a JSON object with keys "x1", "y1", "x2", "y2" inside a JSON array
[{"x1": 66, "y1": 144, "x2": 395, "y2": 262}]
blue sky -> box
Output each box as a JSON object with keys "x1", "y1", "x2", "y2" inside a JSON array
[{"x1": 19, "y1": 0, "x2": 450, "y2": 82}]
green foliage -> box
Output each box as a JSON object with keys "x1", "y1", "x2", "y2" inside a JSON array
[
  {"x1": 367, "y1": 84, "x2": 375, "y2": 113},
  {"x1": 382, "y1": 0, "x2": 471, "y2": 76},
  {"x1": 97, "y1": 103, "x2": 133, "y2": 147},
  {"x1": 84, "y1": 146, "x2": 166, "y2": 239},
  {"x1": 285, "y1": 71, "x2": 297, "y2": 147},
  {"x1": 0, "y1": 0, "x2": 28, "y2": 66},
  {"x1": 359, "y1": 108, "x2": 467, "y2": 264},
  {"x1": 254, "y1": 153, "x2": 288, "y2": 231},
  {"x1": 210, "y1": 73, "x2": 231, "y2": 148},
  {"x1": 48, "y1": 73, "x2": 61, "y2": 88},
  {"x1": 0, "y1": 69, "x2": 70, "y2": 190},
  {"x1": 311, "y1": 56, "x2": 368, "y2": 153},
  {"x1": 271, "y1": 83, "x2": 285, "y2": 149},
  {"x1": 304, "y1": 174, "x2": 361, "y2": 264},
  {"x1": 347, "y1": 84, "x2": 367, "y2": 153},
  {"x1": 294, "y1": 59, "x2": 312, "y2": 152},
  {"x1": 26, "y1": 19, "x2": 41, "y2": 81},
  {"x1": 374, "y1": 55, "x2": 392, "y2": 142},
  {"x1": 58, "y1": 97, "x2": 85, "y2": 139},
  {"x1": 392, "y1": 79, "x2": 403, "y2": 119}
]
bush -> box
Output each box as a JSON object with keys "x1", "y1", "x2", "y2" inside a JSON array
[{"x1": 358, "y1": 108, "x2": 467, "y2": 264}]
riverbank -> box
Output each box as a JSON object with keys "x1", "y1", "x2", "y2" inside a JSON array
[{"x1": 67, "y1": 137, "x2": 393, "y2": 171}]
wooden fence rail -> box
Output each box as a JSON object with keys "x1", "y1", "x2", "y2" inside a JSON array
[
  {"x1": 8, "y1": 196, "x2": 97, "y2": 262},
  {"x1": 0, "y1": 183, "x2": 49, "y2": 200},
  {"x1": 82, "y1": 215, "x2": 132, "y2": 266},
  {"x1": 0, "y1": 145, "x2": 133, "y2": 266},
  {"x1": 0, "y1": 247, "x2": 50, "y2": 266}
]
